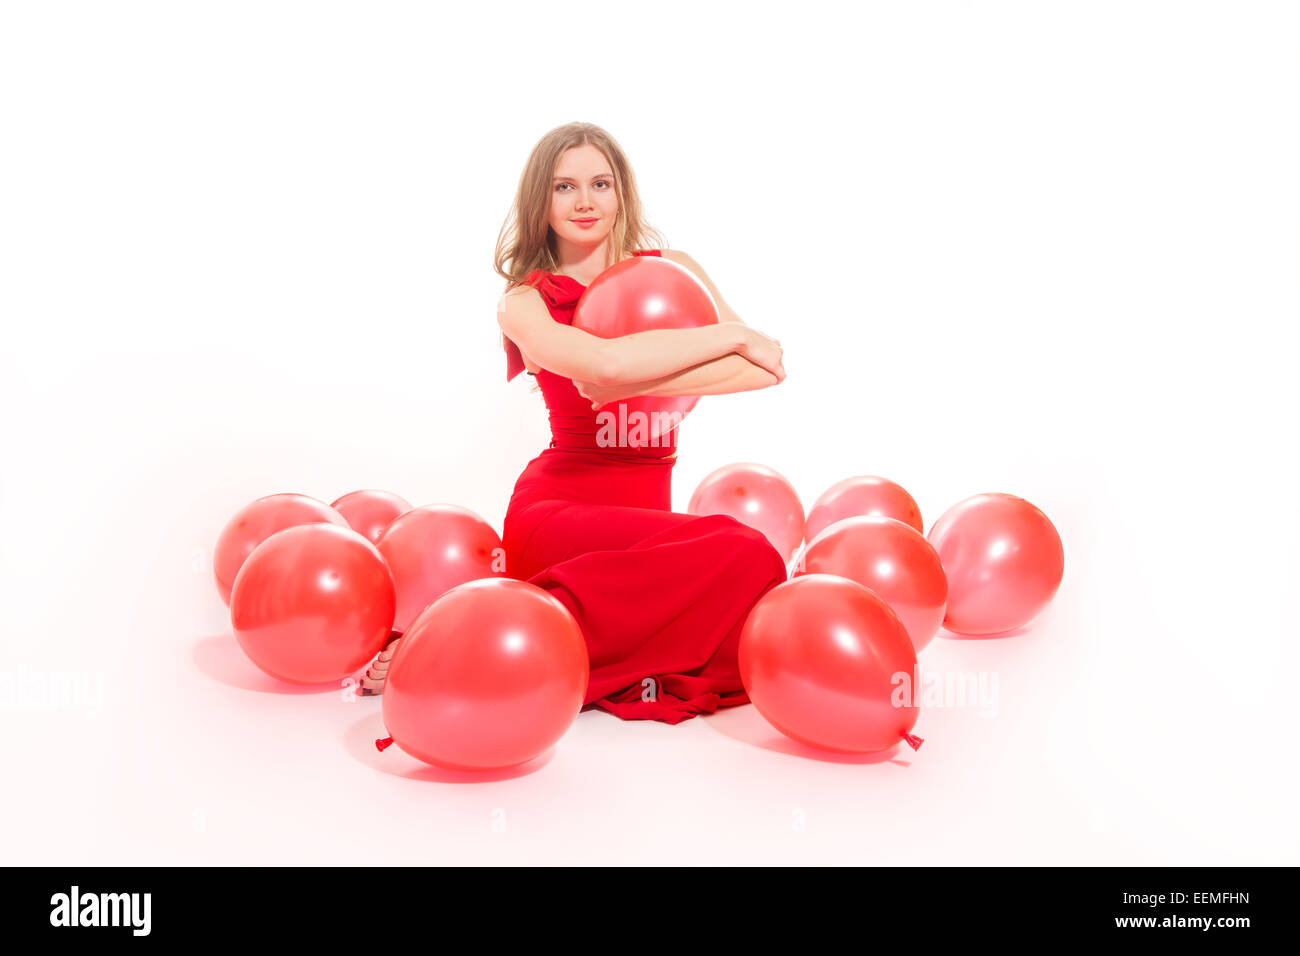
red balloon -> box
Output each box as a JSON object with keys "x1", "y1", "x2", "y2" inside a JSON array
[
  {"x1": 793, "y1": 515, "x2": 948, "y2": 653},
  {"x1": 230, "y1": 523, "x2": 396, "y2": 684},
  {"x1": 213, "y1": 493, "x2": 348, "y2": 606},
  {"x1": 926, "y1": 493, "x2": 1065, "y2": 635},
  {"x1": 379, "y1": 578, "x2": 588, "y2": 770},
  {"x1": 375, "y1": 504, "x2": 506, "y2": 633},
  {"x1": 805, "y1": 475, "x2": 924, "y2": 542},
  {"x1": 739, "y1": 574, "x2": 921, "y2": 754},
  {"x1": 687, "y1": 462, "x2": 805, "y2": 562},
  {"x1": 573, "y1": 256, "x2": 719, "y2": 448},
  {"x1": 331, "y1": 489, "x2": 412, "y2": 544}
]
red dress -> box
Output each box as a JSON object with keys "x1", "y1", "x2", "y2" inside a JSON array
[{"x1": 501, "y1": 250, "x2": 788, "y2": 724}]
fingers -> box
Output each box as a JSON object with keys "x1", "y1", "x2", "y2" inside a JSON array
[{"x1": 357, "y1": 646, "x2": 395, "y2": 696}]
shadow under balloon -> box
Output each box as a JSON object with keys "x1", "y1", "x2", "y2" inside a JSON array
[
  {"x1": 343, "y1": 711, "x2": 558, "y2": 783},
  {"x1": 703, "y1": 703, "x2": 915, "y2": 767},
  {"x1": 935, "y1": 620, "x2": 1040, "y2": 642},
  {"x1": 192, "y1": 632, "x2": 343, "y2": 695}
]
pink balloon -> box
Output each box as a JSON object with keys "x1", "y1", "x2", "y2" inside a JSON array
[
  {"x1": 331, "y1": 489, "x2": 413, "y2": 544},
  {"x1": 687, "y1": 463, "x2": 805, "y2": 562},
  {"x1": 805, "y1": 475, "x2": 924, "y2": 542},
  {"x1": 739, "y1": 574, "x2": 922, "y2": 754},
  {"x1": 376, "y1": 504, "x2": 507, "y2": 633},
  {"x1": 926, "y1": 493, "x2": 1064, "y2": 635},
  {"x1": 573, "y1": 256, "x2": 719, "y2": 448},
  {"x1": 213, "y1": 493, "x2": 348, "y2": 606},
  {"x1": 230, "y1": 523, "x2": 396, "y2": 684},
  {"x1": 379, "y1": 578, "x2": 588, "y2": 771},
  {"x1": 794, "y1": 515, "x2": 948, "y2": 653}
]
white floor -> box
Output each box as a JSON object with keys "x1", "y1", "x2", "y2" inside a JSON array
[{"x1": 3, "y1": 448, "x2": 1296, "y2": 864}]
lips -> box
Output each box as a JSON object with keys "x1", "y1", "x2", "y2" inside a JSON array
[{"x1": 571, "y1": 218, "x2": 598, "y2": 223}]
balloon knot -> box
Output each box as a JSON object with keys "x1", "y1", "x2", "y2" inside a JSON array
[
  {"x1": 375, "y1": 736, "x2": 394, "y2": 752},
  {"x1": 901, "y1": 732, "x2": 924, "y2": 751}
]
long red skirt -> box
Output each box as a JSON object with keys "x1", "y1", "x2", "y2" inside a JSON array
[{"x1": 502, "y1": 448, "x2": 788, "y2": 724}]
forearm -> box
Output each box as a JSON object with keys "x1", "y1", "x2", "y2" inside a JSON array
[
  {"x1": 602, "y1": 323, "x2": 744, "y2": 385},
  {"x1": 595, "y1": 353, "x2": 777, "y2": 405}
]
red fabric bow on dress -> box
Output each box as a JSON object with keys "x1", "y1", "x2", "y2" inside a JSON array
[{"x1": 503, "y1": 271, "x2": 585, "y2": 383}]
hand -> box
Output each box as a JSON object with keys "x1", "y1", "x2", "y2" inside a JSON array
[
  {"x1": 738, "y1": 327, "x2": 784, "y2": 379},
  {"x1": 574, "y1": 379, "x2": 614, "y2": 410}
]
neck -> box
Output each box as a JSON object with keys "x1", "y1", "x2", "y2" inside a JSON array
[{"x1": 553, "y1": 236, "x2": 615, "y2": 285}]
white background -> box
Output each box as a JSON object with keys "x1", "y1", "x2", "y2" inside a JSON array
[{"x1": 2, "y1": 0, "x2": 1297, "y2": 864}]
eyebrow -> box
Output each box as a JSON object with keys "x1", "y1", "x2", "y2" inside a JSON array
[{"x1": 552, "y1": 173, "x2": 614, "y2": 182}]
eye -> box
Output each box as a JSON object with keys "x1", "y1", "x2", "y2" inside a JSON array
[{"x1": 555, "y1": 180, "x2": 613, "y2": 192}]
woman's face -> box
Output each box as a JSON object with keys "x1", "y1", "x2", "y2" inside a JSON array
[{"x1": 548, "y1": 144, "x2": 620, "y2": 249}]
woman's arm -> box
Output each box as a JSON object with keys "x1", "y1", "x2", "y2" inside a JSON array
[
  {"x1": 500, "y1": 286, "x2": 747, "y2": 386},
  {"x1": 580, "y1": 353, "x2": 781, "y2": 409},
  {"x1": 578, "y1": 251, "x2": 786, "y2": 407},
  {"x1": 605, "y1": 253, "x2": 787, "y2": 384},
  {"x1": 502, "y1": 252, "x2": 780, "y2": 386},
  {"x1": 603, "y1": 323, "x2": 750, "y2": 384}
]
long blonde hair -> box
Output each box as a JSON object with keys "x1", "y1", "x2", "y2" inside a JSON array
[{"x1": 494, "y1": 122, "x2": 668, "y2": 293}]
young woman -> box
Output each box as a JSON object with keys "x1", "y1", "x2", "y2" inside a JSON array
[{"x1": 365, "y1": 122, "x2": 789, "y2": 724}]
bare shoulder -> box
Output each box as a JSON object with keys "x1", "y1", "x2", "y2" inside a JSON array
[
  {"x1": 497, "y1": 283, "x2": 546, "y2": 326},
  {"x1": 661, "y1": 248, "x2": 717, "y2": 288},
  {"x1": 659, "y1": 250, "x2": 745, "y2": 325},
  {"x1": 659, "y1": 248, "x2": 699, "y2": 270},
  {"x1": 498, "y1": 282, "x2": 543, "y2": 308}
]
